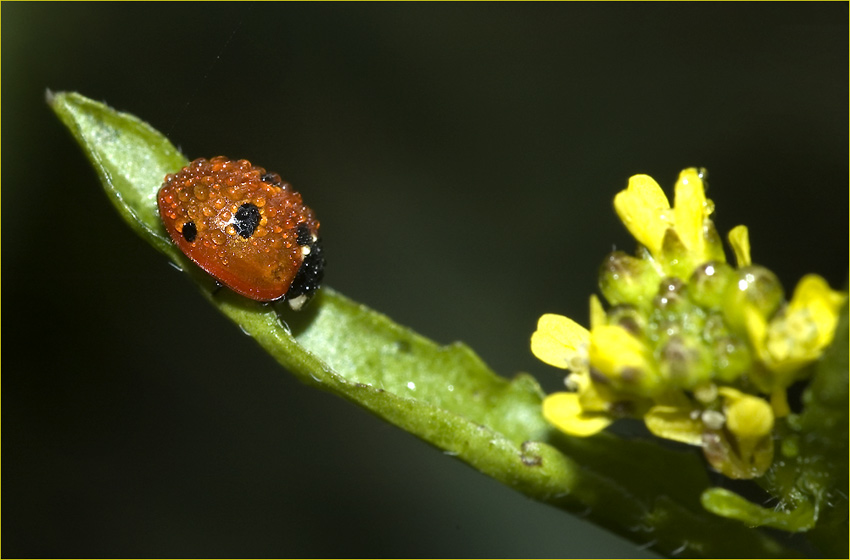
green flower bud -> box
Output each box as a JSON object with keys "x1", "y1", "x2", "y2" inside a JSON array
[
  {"x1": 598, "y1": 251, "x2": 660, "y2": 307},
  {"x1": 606, "y1": 304, "x2": 646, "y2": 337},
  {"x1": 713, "y1": 335, "x2": 752, "y2": 383},
  {"x1": 723, "y1": 265, "x2": 785, "y2": 333},
  {"x1": 657, "y1": 334, "x2": 712, "y2": 389},
  {"x1": 648, "y1": 278, "x2": 705, "y2": 342},
  {"x1": 702, "y1": 312, "x2": 729, "y2": 341},
  {"x1": 688, "y1": 261, "x2": 734, "y2": 310},
  {"x1": 654, "y1": 277, "x2": 688, "y2": 312}
]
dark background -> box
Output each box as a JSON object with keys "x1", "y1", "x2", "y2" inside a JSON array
[{"x1": 3, "y1": 2, "x2": 847, "y2": 557}]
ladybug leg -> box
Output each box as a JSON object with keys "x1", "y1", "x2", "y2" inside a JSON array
[{"x1": 210, "y1": 280, "x2": 225, "y2": 297}]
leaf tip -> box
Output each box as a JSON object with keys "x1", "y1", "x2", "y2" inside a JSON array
[{"x1": 45, "y1": 89, "x2": 77, "y2": 110}]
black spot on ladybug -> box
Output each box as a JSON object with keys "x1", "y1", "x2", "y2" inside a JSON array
[
  {"x1": 234, "y1": 203, "x2": 261, "y2": 238},
  {"x1": 182, "y1": 221, "x2": 197, "y2": 243},
  {"x1": 260, "y1": 172, "x2": 281, "y2": 186}
]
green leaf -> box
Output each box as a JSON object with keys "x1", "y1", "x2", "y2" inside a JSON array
[
  {"x1": 51, "y1": 90, "x2": 805, "y2": 558},
  {"x1": 46, "y1": 89, "x2": 185, "y2": 260},
  {"x1": 701, "y1": 487, "x2": 816, "y2": 531}
]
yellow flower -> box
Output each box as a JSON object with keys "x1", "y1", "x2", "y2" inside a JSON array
[
  {"x1": 672, "y1": 168, "x2": 712, "y2": 263},
  {"x1": 767, "y1": 274, "x2": 845, "y2": 367},
  {"x1": 613, "y1": 168, "x2": 723, "y2": 276},
  {"x1": 721, "y1": 388, "x2": 773, "y2": 444},
  {"x1": 530, "y1": 314, "x2": 589, "y2": 371},
  {"x1": 542, "y1": 392, "x2": 612, "y2": 437},
  {"x1": 744, "y1": 274, "x2": 845, "y2": 416},
  {"x1": 532, "y1": 311, "x2": 615, "y2": 436},
  {"x1": 533, "y1": 168, "x2": 845, "y2": 481},
  {"x1": 613, "y1": 174, "x2": 671, "y2": 259},
  {"x1": 644, "y1": 403, "x2": 703, "y2": 445},
  {"x1": 643, "y1": 387, "x2": 775, "y2": 479},
  {"x1": 588, "y1": 325, "x2": 658, "y2": 395},
  {"x1": 533, "y1": 311, "x2": 660, "y2": 436},
  {"x1": 701, "y1": 388, "x2": 775, "y2": 479},
  {"x1": 533, "y1": 297, "x2": 644, "y2": 436}
]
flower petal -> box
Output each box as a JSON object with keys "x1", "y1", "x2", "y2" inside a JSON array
[
  {"x1": 728, "y1": 225, "x2": 751, "y2": 268},
  {"x1": 576, "y1": 374, "x2": 616, "y2": 412},
  {"x1": 703, "y1": 427, "x2": 774, "y2": 480},
  {"x1": 589, "y1": 325, "x2": 649, "y2": 379},
  {"x1": 762, "y1": 274, "x2": 845, "y2": 374},
  {"x1": 699, "y1": 387, "x2": 777, "y2": 479},
  {"x1": 787, "y1": 274, "x2": 845, "y2": 347},
  {"x1": 644, "y1": 405, "x2": 703, "y2": 445},
  {"x1": 744, "y1": 303, "x2": 769, "y2": 360},
  {"x1": 543, "y1": 392, "x2": 612, "y2": 436},
  {"x1": 530, "y1": 314, "x2": 589, "y2": 369},
  {"x1": 614, "y1": 174, "x2": 671, "y2": 257},
  {"x1": 589, "y1": 294, "x2": 606, "y2": 330},
  {"x1": 673, "y1": 168, "x2": 709, "y2": 256},
  {"x1": 721, "y1": 388, "x2": 774, "y2": 440}
]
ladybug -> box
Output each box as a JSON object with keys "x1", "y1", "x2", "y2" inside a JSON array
[{"x1": 157, "y1": 156, "x2": 324, "y2": 310}]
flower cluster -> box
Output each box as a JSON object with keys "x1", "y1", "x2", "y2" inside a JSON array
[{"x1": 532, "y1": 169, "x2": 845, "y2": 479}]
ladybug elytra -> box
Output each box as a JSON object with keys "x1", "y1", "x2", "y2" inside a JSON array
[{"x1": 157, "y1": 156, "x2": 324, "y2": 310}]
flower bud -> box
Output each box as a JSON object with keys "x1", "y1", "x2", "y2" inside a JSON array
[
  {"x1": 688, "y1": 261, "x2": 734, "y2": 310},
  {"x1": 702, "y1": 312, "x2": 729, "y2": 341},
  {"x1": 657, "y1": 334, "x2": 712, "y2": 389},
  {"x1": 654, "y1": 277, "x2": 688, "y2": 311},
  {"x1": 649, "y1": 278, "x2": 705, "y2": 341},
  {"x1": 606, "y1": 304, "x2": 645, "y2": 337},
  {"x1": 598, "y1": 251, "x2": 660, "y2": 307},
  {"x1": 589, "y1": 325, "x2": 659, "y2": 396},
  {"x1": 723, "y1": 265, "x2": 784, "y2": 333},
  {"x1": 713, "y1": 335, "x2": 752, "y2": 383}
]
